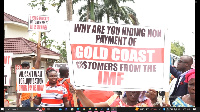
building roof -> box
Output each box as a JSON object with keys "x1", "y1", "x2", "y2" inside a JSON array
[
  {"x1": 4, "y1": 37, "x2": 60, "y2": 57},
  {"x1": 4, "y1": 12, "x2": 28, "y2": 25}
]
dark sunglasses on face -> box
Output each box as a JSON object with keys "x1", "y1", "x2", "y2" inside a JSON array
[{"x1": 178, "y1": 60, "x2": 188, "y2": 63}]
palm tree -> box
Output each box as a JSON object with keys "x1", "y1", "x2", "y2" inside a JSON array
[
  {"x1": 28, "y1": 0, "x2": 138, "y2": 24},
  {"x1": 76, "y1": 0, "x2": 139, "y2": 25}
]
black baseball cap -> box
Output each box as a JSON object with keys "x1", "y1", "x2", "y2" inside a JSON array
[{"x1": 21, "y1": 61, "x2": 30, "y2": 67}]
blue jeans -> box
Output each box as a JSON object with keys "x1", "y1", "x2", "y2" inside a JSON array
[{"x1": 21, "y1": 99, "x2": 38, "y2": 107}]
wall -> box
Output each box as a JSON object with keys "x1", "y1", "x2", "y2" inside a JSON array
[
  {"x1": 4, "y1": 24, "x2": 29, "y2": 39},
  {"x1": 7, "y1": 58, "x2": 22, "y2": 95}
]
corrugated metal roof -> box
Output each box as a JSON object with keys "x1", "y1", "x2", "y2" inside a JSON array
[
  {"x1": 4, "y1": 12, "x2": 28, "y2": 25},
  {"x1": 4, "y1": 37, "x2": 60, "y2": 56}
]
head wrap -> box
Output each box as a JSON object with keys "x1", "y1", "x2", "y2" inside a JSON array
[
  {"x1": 46, "y1": 67, "x2": 57, "y2": 76},
  {"x1": 184, "y1": 69, "x2": 195, "y2": 83}
]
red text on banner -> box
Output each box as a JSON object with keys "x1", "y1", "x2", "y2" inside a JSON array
[{"x1": 71, "y1": 44, "x2": 164, "y2": 63}]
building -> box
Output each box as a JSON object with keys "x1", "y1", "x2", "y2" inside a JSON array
[
  {"x1": 4, "y1": 12, "x2": 30, "y2": 39},
  {"x1": 4, "y1": 12, "x2": 60, "y2": 95}
]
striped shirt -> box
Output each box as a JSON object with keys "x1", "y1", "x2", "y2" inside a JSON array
[{"x1": 37, "y1": 81, "x2": 68, "y2": 107}]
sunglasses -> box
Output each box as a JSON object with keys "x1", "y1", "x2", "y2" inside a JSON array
[{"x1": 178, "y1": 60, "x2": 188, "y2": 63}]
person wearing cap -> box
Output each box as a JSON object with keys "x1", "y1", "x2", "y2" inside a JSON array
[
  {"x1": 16, "y1": 62, "x2": 38, "y2": 107},
  {"x1": 16, "y1": 43, "x2": 41, "y2": 107}
]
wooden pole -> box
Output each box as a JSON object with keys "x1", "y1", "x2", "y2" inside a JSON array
[
  {"x1": 30, "y1": 93, "x2": 34, "y2": 107},
  {"x1": 30, "y1": 31, "x2": 41, "y2": 107},
  {"x1": 73, "y1": 93, "x2": 78, "y2": 107},
  {"x1": 38, "y1": 32, "x2": 41, "y2": 47},
  {"x1": 165, "y1": 92, "x2": 169, "y2": 104}
]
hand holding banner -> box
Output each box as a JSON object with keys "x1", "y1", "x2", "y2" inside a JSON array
[{"x1": 67, "y1": 22, "x2": 170, "y2": 91}]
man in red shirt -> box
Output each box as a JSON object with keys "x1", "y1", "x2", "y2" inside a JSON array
[
  {"x1": 58, "y1": 66, "x2": 73, "y2": 106},
  {"x1": 58, "y1": 66, "x2": 84, "y2": 107}
]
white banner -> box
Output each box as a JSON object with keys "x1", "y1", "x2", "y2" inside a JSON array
[
  {"x1": 16, "y1": 69, "x2": 46, "y2": 93},
  {"x1": 67, "y1": 22, "x2": 170, "y2": 91},
  {"x1": 4, "y1": 53, "x2": 13, "y2": 86},
  {"x1": 28, "y1": 15, "x2": 50, "y2": 32},
  {"x1": 53, "y1": 63, "x2": 68, "y2": 77}
]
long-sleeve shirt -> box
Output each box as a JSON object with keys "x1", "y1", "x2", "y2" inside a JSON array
[{"x1": 169, "y1": 65, "x2": 190, "y2": 105}]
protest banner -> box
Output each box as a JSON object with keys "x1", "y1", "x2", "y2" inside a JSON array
[
  {"x1": 53, "y1": 63, "x2": 68, "y2": 77},
  {"x1": 15, "y1": 65, "x2": 22, "y2": 73},
  {"x1": 66, "y1": 22, "x2": 170, "y2": 91},
  {"x1": 16, "y1": 69, "x2": 46, "y2": 93},
  {"x1": 4, "y1": 53, "x2": 13, "y2": 86},
  {"x1": 28, "y1": 14, "x2": 45, "y2": 106},
  {"x1": 53, "y1": 63, "x2": 68, "y2": 68},
  {"x1": 28, "y1": 15, "x2": 50, "y2": 32}
]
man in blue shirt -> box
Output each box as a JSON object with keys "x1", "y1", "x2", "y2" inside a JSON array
[{"x1": 169, "y1": 55, "x2": 193, "y2": 105}]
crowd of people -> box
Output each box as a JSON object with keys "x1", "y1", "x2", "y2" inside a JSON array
[
  {"x1": 4, "y1": 55, "x2": 195, "y2": 107},
  {"x1": 67, "y1": 55, "x2": 195, "y2": 107}
]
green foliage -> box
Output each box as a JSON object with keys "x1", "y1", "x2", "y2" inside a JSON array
[
  {"x1": 29, "y1": 33, "x2": 67, "y2": 63},
  {"x1": 54, "y1": 41, "x2": 67, "y2": 63},
  {"x1": 28, "y1": 0, "x2": 65, "y2": 13},
  {"x1": 28, "y1": 0, "x2": 139, "y2": 24},
  {"x1": 28, "y1": 0, "x2": 138, "y2": 63},
  {"x1": 29, "y1": 38, "x2": 37, "y2": 43},
  {"x1": 40, "y1": 32, "x2": 56, "y2": 50},
  {"x1": 77, "y1": 0, "x2": 139, "y2": 25},
  {"x1": 171, "y1": 41, "x2": 185, "y2": 56},
  {"x1": 28, "y1": 0, "x2": 48, "y2": 12},
  {"x1": 90, "y1": 0, "x2": 95, "y2": 21},
  {"x1": 40, "y1": 34, "x2": 67, "y2": 62}
]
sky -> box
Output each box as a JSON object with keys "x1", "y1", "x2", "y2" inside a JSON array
[{"x1": 4, "y1": 0, "x2": 195, "y2": 56}]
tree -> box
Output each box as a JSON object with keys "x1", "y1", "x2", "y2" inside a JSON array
[
  {"x1": 40, "y1": 33, "x2": 55, "y2": 50},
  {"x1": 171, "y1": 41, "x2": 185, "y2": 56},
  {"x1": 29, "y1": 33, "x2": 56, "y2": 50},
  {"x1": 29, "y1": 35, "x2": 67, "y2": 62},
  {"x1": 29, "y1": 38, "x2": 37, "y2": 43},
  {"x1": 77, "y1": 0, "x2": 139, "y2": 24},
  {"x1": 54, "y1": 40, "x2": 67, "y2": 63},
  {"x1": 27, "y1": 0, "x2": 139, "y2": 63},
  {"x1": 28, "y1": 0, "x2": 138, "y2": 24},
  {"x1": 28, "y1": 0, "x2": 69, "y2": 63},
  {"x1": 66, "y1": 0, "x2": 73, "y2": 21}
]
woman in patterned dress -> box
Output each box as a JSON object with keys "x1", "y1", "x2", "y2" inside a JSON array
[
  {"x1": 161, "y1": 69, "x2": 195, "y2": 107},
  {"x1": 171, "y1": 69, "x2": 195, "y2": 107}
]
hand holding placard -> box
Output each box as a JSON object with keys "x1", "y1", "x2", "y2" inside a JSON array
[{"x1": 67, "y1": 22, "x2": 170, "y2": 91}]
